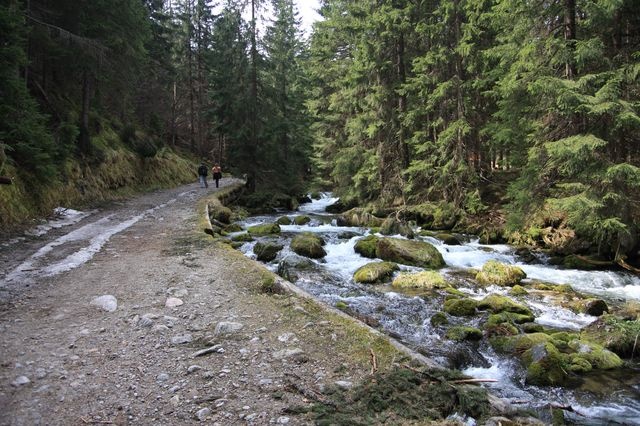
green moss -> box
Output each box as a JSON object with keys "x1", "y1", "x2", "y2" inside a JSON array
[
  {"x1": 294, "y1": 215, "x2": 311, "y2": 225},
  {"x1": 231, "y1": 232, "x2": 254, "y2": 242},
  {"x1": 208, "y1": 200, "x2": 232, "y2": 224},
  {"x1": 380, "y1": 218, "x2": 414, "y2": 238},
  {"x1": 581, "y1": 314, "x2": 640, "y2": 357},
  {"x1": 522, "y1": 343, "x2": 570, "y2": 386},
  {"x1": 475, "y1": 260, "x2": 526, "y2": 286},
  {"x1": 338, "y1": 208, "x2": 384, "y2": 227},
  {"x1": 477, "y1": 294, "x2": 533, "y2": 316},
  {"x1": 277, "y1": 216, "x2": 292, "y2": 225},
  {"x1": 443, "y1": 298, "x2": 478, "y2": 317},
  {"x1": 247, "y1": 223, "x2": 281, "y2": 235},
  {"x1": 522, "y1": 323, "x2": 544, "y2": 333},
  {"x1": 290, "y1": 232, "x2": 326, "y2": 259},
  {"x1": 436, "y1": 233, "x2": 461, "y2": 245},
  {"x1": 491, "y1": 332, "x2": 551, "y2": 354},
  {"x1": 353, "y1": 262, "x2": 399, "y2": 284},
  {"x1": 354, "y1": 235, "x2": 380, "y2": 258},
  {"x1": 510, "y1": 285, "x2": 528, "y2": 296},
  {"x1": 224, "y1": 223, "x2": 243, "y2": 233},
  {"x1": 392, "y1": 271, "x2": 448, "y2": 289},
  {"x1": 253, "y1": 241, "x2": 284, "y2": 262},
  {"x1": 485, "y1": 312, "x2": 535, "y2": 327},
  {"x1": 446, "y1": 326, "x2": 483, "y2": 342},
  {"x1": 567, "y1": 340, "x2": 623, "y2": 369},
  {"x1": 430, "y1": 312, "x2": 449, "y2": 327},
  {"x1": 335, "y1": 301, "x2": 348, "y2": 310},
  {"x1": 375, "y1": 237, "x2": 445, "y2": 269},
  {"x1": 567, "y1": 355, "x2": 593, "y2": 373}
]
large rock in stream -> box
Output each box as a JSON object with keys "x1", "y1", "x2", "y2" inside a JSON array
[
  {"x1": 475, "y1": 260, "x2": 526, "y2": 286},
  {"x1": 253, "y1": 241, "x2": 283, "y2": 262},
  {"x1": 290, "y1": 232, "x2": 326, "y2": 259},
  {"x1": 374, "y1": 237, "x2": 445, "y2": 269},
  {"x1": 353, "y1": 262, "x2": 398, "y2": 284}
]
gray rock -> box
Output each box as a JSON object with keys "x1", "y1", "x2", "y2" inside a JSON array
[
  {"x1": 90, "y1": 295, "x2": 118, "y2": 312},
  {"x1": 153, "y1": 325, "x2": 170, "y2": 333},
  {"x1": 138, "y1": 316, "x2": 154, "y2": 328},
  {"x1": 156, "y1": 373, "x2": 170, "y2": 382},
  {"x1": 171, "y1": 334, "x2": 193, "y2": 345},
  {"x1": 277, "y1": 417, "x2": 291, "y2": 424},
  {"x1": 196, "y1": 408, "x2": 211, "y2": 421},
  {"x1": 335, "y1": 381, "x2": 353, "y2": 389},
  {"x1": 277, "y1": 333, "x2": 298, "y2": 343},
  {"x1": 272, "y1": 348, "x2": 304, "y2": 360},
  {"x1": 11, "y1": 376, "x2": 31, "y2": 386},
  {"x1": 187, "y1": 365, "x2": 202, "y2": 374},
  {"x1": 35, "y1": 368, "x2": 47, "y2": 379},
  {"x1": 191, "y1": 345, "x2": 224, "y2": 358},
  {"x1": 214, "y1": 321, "x2": 244, "y2": 336},
  {"x1": 167, "y1": 288, "x2": 189, "y2": 298}
]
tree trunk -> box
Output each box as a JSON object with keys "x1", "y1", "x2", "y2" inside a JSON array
[
  {"x1": 79, "y1": 68, "x2": 93, "y2": 154},
  {"x1": 247, "y1": 0, "x2": 258, "y2": 192},
  {"x1": 564, "y1": 0, "x2": 576, "y2": 79}
]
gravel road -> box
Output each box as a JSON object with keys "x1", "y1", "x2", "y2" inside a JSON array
[{"x1": 0, "y1": 180, "x2": 381, "y2": 425}]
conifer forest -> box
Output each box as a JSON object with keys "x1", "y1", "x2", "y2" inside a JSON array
[{"x1": 1, "y1": 0, "x2": 640, "y2": 265}]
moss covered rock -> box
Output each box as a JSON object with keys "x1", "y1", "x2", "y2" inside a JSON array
[
  {"x1": 231, "y1": 232, "x2": 254, "y2": 242},
  {"x1": 574, "y1": 299, "x2": 609, "y2": 317},
  {"x1": 354, "y1": 235, "x2": 380, "y2": 259},
  {"x1": 522, "y1": 323, "x2": 544, "y2": 333},
  {"x1": 380, "y1": 218, "x2": 414, "y2": 238},
  {"x1": 375, "y1": 237, "x2": 445, "y2": 269},
  {"x1": 209, "y1": 201, "x2": 233, "y2": 224},
  {"x1": 338, "y1": 208, "x2": 384, "y2": 228},
  {"x1": 290, "y1": 232, "x2": 326, "y2": 259},
  {"x1": 276, "y1": 216, "x2": 292, "y2": 225},
  {"x1": 510, "y1": 285, "x2": 528, "y2": 296},
  {"x1": 443, "y1": 298, "x2": 478, "y2": 317},
  {"x1": 436, "y1": 233, "x2": 461, "y2": 245},
  {"x1": 253, "y1": 241, "x2": 284, "y2": 262},
  {"x1": 446, "y1": 326, "x2": 483, "y2": 342},
  {"x1": 353, "y1": 262, "x2": 399, "y2": 284},
  {"x1": 582, "y1": 314, "x2": 640, "y2": 357},
  {"x1": 476, "y1": 260, "x2": 526, "y2": 286},
  {"x1": 477, "y1": 294, "x2": 533, "y2": 316},
  {"x1": 490, "y1": 332, "x2": 551, "y2": 354},
  {"x1": 485, "y1": 312, "x2": 535, "y2": 327},
  {"x1": 430, "y1": 312, "x2": 449, "y2": 327},
  {"x1": 247, "y1": 223, "x2": 281, "y2": 236},
  {"x1": 391, "y1": 271, "x2": 448, "y2": 289},
  {"x1": 294, "y1": 215, "x2": 312, "y2": 225},
  {"x1": 567, "y1": 339, "x2": 622, "y2": 370},
  {"x1": 522, "y1": 343, "x2": 570, "y2": 386}
]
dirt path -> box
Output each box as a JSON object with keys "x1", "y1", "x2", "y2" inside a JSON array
[{"x1": 0, "y1": 180, "x2": 408, "y2": 425}]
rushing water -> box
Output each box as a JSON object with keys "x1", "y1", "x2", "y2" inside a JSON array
[{"x1": 237, "y1": 194, "x2": 640, "y2": 425}]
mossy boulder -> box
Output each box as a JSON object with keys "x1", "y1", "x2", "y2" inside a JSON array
[
  {"x1": 509, "y1": 285, "x2": 528, "y2": 296},
  {"x1": 477, "y1": 294, "x2": 533, "y2": 316},
  {"x1": 430, "y1": 312, "x2": 449, "y2": 327},
  {"x1": 485, "y1": 312, "x2": 535, "y2": 327},
  {"x1": 490, "y1": 332, "x2": 551, "y2": 354},
  {"x1": 276, "y1": 255, "x2": 317, "y2": 283},
  {"x1": 446, "y1": 326, "x2": 483, "y2": 342},
  {"x1": 581, "y1": 314, "x2": 640, "y2": 358},
  {"x1": 353, "y1": 262, "x2": 399, "y2": 284},
  {"x1": 276, "y1": 216, "x2": 292, "y2": 225},
  {"x1": 294, "y1": 215, "x2": 312, "y2": 225},
  {"x1": 578, "y1": 299, "x2": 609, "y2": 317},
  {"x1": 436, "y1": 233, "x2": 461, "y2": 245},
  {"x1": 475, "y1": 260, "x2": 526, "y2": 286},
  {"x1": 247, "y1": 223, "x2": 281, "y2": 236},
  {"x1": 380, "y1": 218, "x2": 415, "y2": 238},
  {"x1": 443, "y1": 298, "x2": 478, "y2": 317},
  {"x1": 375, "y1": 237, "x2": 445, "y2": 269},
  {"x1": 231, "y1": 233, "x2": 254, "y2": 242},
  {"x1": 391, "y1": 271, "x2": 448, "y2": 289},
  {"x1": 290, "y1": 232, "x2": 326, "y2": 259},
  {"x1": 354, "y1": 235, "x2": 380, "y2": 259},
  {"x1": 253, "y1": 241, "x2": 284, "y2": 262},
  {"x1": 562, "y1": 254, "x2": 602, "y2": 270},
  {"x1": 567, "y1": 340, "x2": 623, "y2": 370},
  {"x1": 522, "y1": 323, "x2": 544, "y2": 333},
  {"x1": 338, "y1": 231, "x2": 361, "y2": 240},
  {"x1": 522, "y1": 343, "x2": 570, "y2": 386},
  {"x1": 224, "y1": 223, "x2": 243, "y2": 233},
  {"x1": 337, "y1": 208, "x2": 384, "y2": 228},
  {"x1": 208, "y1": 201, "x2": 233, "y2": 224}
]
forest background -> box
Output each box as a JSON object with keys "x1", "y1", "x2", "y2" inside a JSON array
[{"x1": 1, "y1": 0, "x2": 639, "y2": 265}]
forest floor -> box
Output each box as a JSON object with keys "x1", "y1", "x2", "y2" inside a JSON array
[{"x1": 0, "y1": 179, "x2": 426, "y2": 425}]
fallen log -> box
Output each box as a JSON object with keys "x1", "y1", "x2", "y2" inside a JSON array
[
  {"x1": 616, "y1": 257, "x2": 640, "y2": 275},
  {"x1": 0, "y1": 176, "x2": 12, "y2": 185}
]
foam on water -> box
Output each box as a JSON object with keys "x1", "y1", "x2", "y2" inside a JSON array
[
  {"x1": 299, "y1": 193, "x2": 340, "y2": 214},
  {"x1": 528, "y1": 300, "x2": 597, "y2": 330}
]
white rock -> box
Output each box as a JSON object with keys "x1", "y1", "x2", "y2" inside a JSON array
[
  {"x1": 335, "y1": 381, "x2": 353, "y2": 389},
  {"x1": 35, "y1": 368, "x2": 47, "y2": 379},
  {"x1": 165, "y1": 297, "x2": 183, "y2": 308},
  {"x1": 156, "y1": 373, "x2": 170, "y2": 382},
  {"x1": 277, "y1": 333, "x2": 298, "y2": 343},
  {"x1": 214, "y1": 321, "x2": 244, "y2": 336},
  {"x1": 90, "y1": 295, "x2": 118, "y2": 312},
  {"x1": 277, "y1": 417, "x2": 291, "y2": 424},
  {"x1": 11, "y1": 376, "x2": 31, "y2": 386},
  {"x1": 196, "y1": 408, "x2": 211, "y2": 421},
  {"x1": 167, "y1": 288, "x2": 189, "y2": 298}
]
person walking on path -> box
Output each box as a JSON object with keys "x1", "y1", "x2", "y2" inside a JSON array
[
  {"x1": 212, "y1": 164, "x2": 222, "y2": 188},
  {"x1": 197, "y1": 163, "x2": 209, "y2": 188}
]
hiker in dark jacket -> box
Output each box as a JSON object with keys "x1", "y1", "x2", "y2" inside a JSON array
[{"x1": 197, "y1": 163, "x2": 209, "y2": 188}]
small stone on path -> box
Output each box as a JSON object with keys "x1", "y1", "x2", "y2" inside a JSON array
[
  {"x1": 165, "y1": 297, "x2": 183, "y2": 308},
  {"x1": 214, "y1": 321, "x2": 244, "y2": 336},
  {"x1": 171, "y1": 334, "x2": 193, "y2": 345},
  {"x1": 11, "y1": 376, "x2": 31, "y2": 387},
  {"x1": 272, "y1": 348, "x2": 304, "y2": 360},
  {"x1": 156, "y1": 373, "x2": 169, "y2": 382},
  {"x1": 90, "y1": 295, "x2": 118, "y2": 312},
  {"x1": 196, "y1": 408, "x2": 211, "y2": 421}
]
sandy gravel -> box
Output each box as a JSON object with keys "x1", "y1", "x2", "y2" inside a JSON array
[{"x1": 0, "y1": 180, "x2": 416, "y2": 425}]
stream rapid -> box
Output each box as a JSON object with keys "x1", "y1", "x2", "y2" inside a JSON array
[{"x1": 236, "y1": 194, "x2": 640, "y2": 425}]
